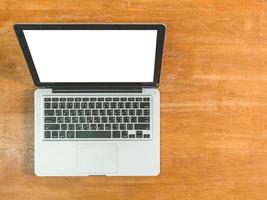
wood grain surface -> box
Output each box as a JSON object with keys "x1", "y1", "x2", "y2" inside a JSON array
[{"x1": 1, "y1": 0, "x2": 267, "y2": 199}]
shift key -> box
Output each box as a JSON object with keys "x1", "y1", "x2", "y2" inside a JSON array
[
  {"x1": 134, "y1": 124, "x2": 150, "y2": 130},
  {"x1": 45, "y1": 124, "x2": 60, "y2": 130}
]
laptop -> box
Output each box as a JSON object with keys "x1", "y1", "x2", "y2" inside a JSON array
[{"x1": 14, "y1": 23, "x2": 165, "y2": 176}]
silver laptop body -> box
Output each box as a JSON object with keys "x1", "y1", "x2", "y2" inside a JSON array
[{"x1": 15, "y1": 23, "x2": 165, "y2": 176}]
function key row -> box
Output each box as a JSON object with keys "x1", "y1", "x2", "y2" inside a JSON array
[
  {"x1": 44, "y1": 97, "x2": 151, "y2": 102},
  {"x1": 44, "y1": 102, "x2": 150, "y2": 109}
]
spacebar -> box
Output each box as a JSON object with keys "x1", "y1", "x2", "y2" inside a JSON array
[{"x1": 76, "y1": 131, "x2": 111, "y2": 138}]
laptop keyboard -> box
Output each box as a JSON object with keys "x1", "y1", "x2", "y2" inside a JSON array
[{"x1": 43, "y1": 96, "x2": 152, "y2": 140}]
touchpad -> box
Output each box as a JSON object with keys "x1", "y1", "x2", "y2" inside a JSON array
[{"x1": 76, "y1": 144, "x2": 118, "y2": 174}]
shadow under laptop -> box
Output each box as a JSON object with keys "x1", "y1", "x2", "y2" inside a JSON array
[{"x1": 22, "y1": 88, "x2": 35, "y2": 175}]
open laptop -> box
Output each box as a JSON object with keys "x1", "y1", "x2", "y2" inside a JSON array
[{"x1": 14, "y1": 24, "x2": 165, "y2": 176}]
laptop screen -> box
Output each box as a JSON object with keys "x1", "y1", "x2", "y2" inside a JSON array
[{"x1": 23, "y1": 30, "x2": 158, "y2": 83}]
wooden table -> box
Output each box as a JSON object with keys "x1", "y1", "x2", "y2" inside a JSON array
[{"x1": 1, "y1": 0, "x2": 267, "y2": 199}]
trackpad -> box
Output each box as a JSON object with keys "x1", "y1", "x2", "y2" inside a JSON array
[{"x1": 76, "y1": 144, "x2": 118, "y2": 174}]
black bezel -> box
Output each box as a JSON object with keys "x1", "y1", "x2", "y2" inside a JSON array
[{"x1": 14, "y1": 23, "x2": 165, "y2": 88}]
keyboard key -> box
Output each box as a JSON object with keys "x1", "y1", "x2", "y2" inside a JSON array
[
  {"x1": 96, "y1": 102, "x2": 102, "y2": 108},
  {"x1": 136, "y1": 131, "x2": 143, "y2": 138},
  {"x1": 98, "y1": 124, "x2": 104, "y2": 130},
  {"x1": 105, "y1": 98, "x2": 112, "y2": 101},
  {"x1": 120, "y1": 124, "x2": 126, "y2": 130},
  {"x1": 75, "y1": 98, "x2": 81, "y2": 101},
  {"x1": 76, "y1": 131, "x2": 111, "y2": 138},
  {"x1": 65, "y1": 117, "x2": 71, "y2": 123},
  {"x1": 68, "y1": 124, "x2": 75, "y2": 130},
  {"x1": 44, "y1": 131, "x2": 51, "y2": 138},
  {"x1": 107, "y1": 110, "x2": 113, "y2": 115},
  {"x1": 144, "y1": 110, "x2": 150, "y2": 115},
  {"x1": 63, "y1": 110, "x2": 69, "y2": 116},
  {"x1": 92, "y1": 110, "x2": 99, "y2": 116},
  {"x1": 129, "y1": 134, "x2": 135, "y2": 138},
  {"x1": 112, "y1": 124, "x2": 119, "y2": 130},
  {"x1": 67, "y1": 131, "x2": 75, "y2": 138},
  {"x1": 85, "y1": 110, "x2": 91, "y2": 116},
  {"x1": 98, "y1": 97, "x2": 104, "y2": 101},
  {"x1": 44, "y1": 103, "x2": 51, "y2": 109},
  {"x1": 90, "y1": 124, "x2": 97, "y2": 130},
  {"x1": 133, "y1": 102, "x2": 139, "y2": 108},
  {"x1": 72, "y1": 117, "x2": 78, "y2": 123},
  {"x1": 82, "y1": 98, "x2": 89, "y2": 101},
  {"x1": 109, "y1": 117, "x2": 115, "y2": 123},
  {"x1": 52, "y1": 131, "x2": 58, "y2": 138},
  {"x1": 140, "y1": 102, "x2": 150, "y2": 108},
  {"x1": 128, "y1": 97, "x2": 134, "y2": 101},
  {"x1": 60, "y1": 98, "x2": 66, "y2": 101},
  {"x1": 52, "y1": 98, "x2": 59, "y2": 101},
  {"x1": 83, "y1": 124, "x2": 89, "y2": 130},
  {"x1": 136, "y1": 97, "x2": 142, "y2": 101},
  {"x1": 113, "y1": 97, "x2": 119, "y2": 101},
  {"x1": 123, "y1": 117, "x2": 130, "y2": 123},
  {"x1": 87, "y1": 117, "x2": 93, "y2": 123},
  {"x1": 67, "y1": 98, "x2": 74, "y2": 101},
  {"x1": 144, "y1": 134, "x2": 150, "y2": 138},
  {"x1": 78, "y1": 110, "x2": 84, "y2": 116},
  {"x1": 56, "y1": 110, "x2": 62, "y2": 116},
  {"x1": 101, "y1": 117, "x2": 108, "y2": 123},
  {"x1": 79, "y1": 117, "x2": 86, "y2": 123},
  {"x1": 45, "y1": 117, "x2": 56, "y2": 123},
  {"x1": 112, "y1": 131, "x2": 120, "y2": 138},
  {"x1": 45, "y1": 124, "x2": 60, "y2": 130},
  {"x1": 76, "y1": 124, "x2": 82, "y2": 130},
  {"x1": 52, "y1": 103, "x2": 58, "y2": 108},
  {"x1": 131, "y1": 117, "x2": 137, "y2": 123},
  {"x1": 57, "y1": 117, "x2": 64, "y2": 123},
  {"x1": 103, "y1": 102, "x2": 110, "y2": 108},
  {"x1": 81, "y1": 102, "x2": 87, "y2": 108},
  {"x1": 74, "y1": 102, "x2": 80, "y2": 108},
  {"x1": 125, "y1": 102, "x2": 131, "y2": 108},
  {"x1": 59, "y1": 131, "x2": 66, "y2": 138},
  {"x1": 134, "y1": 124, "x2": 150, "y2": 130},
  {"x1": 122, "y1": 131, "x2": 128, "y2": 138},
  {"x1": 120, "y1": 97, "x2": 127, "y2": 101},
  {"x1": 67, "y1": 103, "x2": 73, "y2": 109},
  {"x1": 70, "y1": 110, "x2": 76, "y2": 116},
  {"x1": 129, "y1": 110, "x2": 135, "y2": 115},
  {"x1": 116, "y1": 117, "x2": 122, "y2": 123},
  {"x1": 143, "y1": 98, "x2": 150, "y2": 101},
  {"x1": 122, "y1": 110, "x2": 128, "y2": 115},
  {"x1": 90, "y1": 97, "x2": 96, "y2": 101},
  {"x1": 118, "y1": 102, "x2": 124, "y2": 108},
  {"x1": 138, "y1": 117, "x2": 150, "y2": 123},
  {"x1": 94, "y1": 117, "x2": 100, "y2": 123},
  {"x1": 98, "y1": 110, "x2": 105, "y2": 116},
  {"x1": 127, "y1": 124, "x2": 133, "y2": 130},
  {"x1": 105, "y1": 124, "x2": 111, "y2": 130},
  {"x1": 136, "y1": 109, "x2": 142, "y2": 115},
  {"x1": 61, "y1": 124, "x2": 67, "y2": 130},
  {"x1": 44, "y1": 110, "x2": 54, "y2": 116},
  {"x1": 89, "y1": 102, "x2": 95, "y2": 108},
  {"x1": 44, "y1": 98, "x2": 51, "y2": 101},
  {"x1": 111, "y1": 102, "x2": 117, "y2": 108},
  {"x1": 114, "y1": 109, "x2": 120, "y2": 116}
]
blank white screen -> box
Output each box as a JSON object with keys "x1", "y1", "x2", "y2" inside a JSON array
[{"x1": 23, "y1": 30, "x2": 157, "y2": 82}]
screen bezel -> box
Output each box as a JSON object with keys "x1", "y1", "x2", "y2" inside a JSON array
[{"x1": 14, "y1": 24, "x2": 165, "y2": 88}]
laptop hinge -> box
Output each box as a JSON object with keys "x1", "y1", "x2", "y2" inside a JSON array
[{"x1": 52, "y1": 87, "x2": 142, "y2": 93}]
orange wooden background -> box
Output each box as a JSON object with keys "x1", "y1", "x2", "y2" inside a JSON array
[{"x1": 2, "y1": 0, "x2": 267, "y2": 199}]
